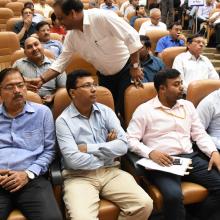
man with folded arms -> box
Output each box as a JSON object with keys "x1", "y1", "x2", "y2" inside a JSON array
[
  {"x1": 127, "y1": 68, "x2": 220, "y2": 220},
  {"x1": 56, "y1": 70, "x2": 153, "y2": 220}
]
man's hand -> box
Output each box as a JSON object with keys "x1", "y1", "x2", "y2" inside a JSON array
[
  {"x1": 23, "y1": 17, "x2": 32, "y2": 31},
  {"x1": 25, "y1": 77, "x2": 43, "y2": 92},
  {"x1": 149, "y1": 150, "x2": 173, "y2": 166},
  {"x1": 0, "y1": 170, "x2": 29, "y2": 193},
  {"x1": 0, "y1": 169, "x2": 9, "y2": 183},
  {"x1": 107, "y1": 129, "x2": 117, "y2": 142},
  {"x1": 177, "y1": 34, "x2": 186, "y2": 43},
  {"x1": 42, "y1": 94, "x2": 55, "y2": 105},
  {"x1": 130, "y1": 67, "x2": 144, "y2": 88},
  {"x1": 208, "y1": 151, "x2": 220, "y2": 172},
  {"x1": 78, "y1": 144, "x2": 87, "y2": 153}
]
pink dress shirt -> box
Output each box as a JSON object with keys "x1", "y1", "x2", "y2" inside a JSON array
[{"x1": 127, "y1": 96, "x2": 217, "y2": 158}]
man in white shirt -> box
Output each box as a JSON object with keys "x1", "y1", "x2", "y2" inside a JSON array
[
  {"x1": 34, "y1": 0, "x2": 53, "y2": 18},
  {"x1": 127, "y1": 68, "x2": 220, "y2": 220},
  {"x1": 28, "y1": 0, "x2": 144, "y2": 117},
  {"x1": 139, "y1": 8, "x2": 167, "y2": 35},
  {"x1": 197, "y1": 89, "x2": 220, "y2": 151},
  {"x1": 172, "y1": 34, "x2": 219, "y2": 93}
]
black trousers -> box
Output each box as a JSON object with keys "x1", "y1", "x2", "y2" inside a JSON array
[
  {"x1": 147, "y1": 152, "x2": 220, "y2": 220},
  {"x1": 97, "y1": 60, "x2": 131, "y2": 118},
  {"x1": 0, "y1": 176, "x2": 63, "y2": 220}
]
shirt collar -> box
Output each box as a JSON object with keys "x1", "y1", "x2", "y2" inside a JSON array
[
  {"x1": 69, "y1": 102, "x2": 100, "y2": 118},
  {"x1": 185, "y1": 51, "x2": 204, "y2": 61},
  {"x1": 23, "y1": 56, "x2": 53, "y2": 66},
  {"x1": 0, "y1": 101, "x2": 35, "y2": 117},
  {"x1": 152, "y1": 96, "x2": 184, "y2": 110}
]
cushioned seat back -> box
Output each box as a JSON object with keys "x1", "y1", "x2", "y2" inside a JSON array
[
  {"x1": 186, "y1": 79, "x2": 220, "y2": 107},
  {"x1": 0, "y1": 7, "x2": 14, "y2": 31},
  {"x1": 124, "y1": 83, "x2": 157, "y2": 127},
  {"x1": 160, "y1": 46, "x2": 187, "y2": 68},
  {"x1": 134, "y1": 17, "x2": 150, "y2": 32},
  {"x1": 50, "y1": 32, "x2": 63, "y2": 42},
  {"x1": 0, "y1": 32, "x2": 20, "y2": 71},
  {"x1": 0, "y1": 0, "x2": 11, "y2": 7},
  {"x1": 5, "y1": 2, "x2": 24, "y2": 17},
  {"x1": 53, "y1": 87, "x2": 114, "y2": 119},
  {"x1": 6, "y1": 17, "x2": 22, "y2": 32},
  {"x1": 146, "y1": 30, "x2": 170, "y2": 53},
  {"x1": 65, "y1": 53, "x2": 98, "y2": 82}
]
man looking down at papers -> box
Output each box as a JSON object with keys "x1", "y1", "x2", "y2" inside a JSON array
[{"x1": 127, "y1": 68, "x2": 220, "y2": 220}]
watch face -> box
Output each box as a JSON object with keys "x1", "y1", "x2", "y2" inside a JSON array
[
  {"x1": 26, "y1": 171, "x2": 35, "y2": 179},
  {"x1": 133, "y1": 63, "x2": 139, "y2": 68}
]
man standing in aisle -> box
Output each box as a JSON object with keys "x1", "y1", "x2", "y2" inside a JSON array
[{"x1": 28, "y1": 0, "x2": 144, "y2": 117}]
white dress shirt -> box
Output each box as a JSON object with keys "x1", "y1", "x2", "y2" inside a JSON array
[
  {"x1": 50, "y1": 9, "x2": 142, "y2": 76},
  {"x1": 127, "y1": 96, "x2": 217, "y2": 158},
  {"x1": 197, "y1": 89, "x2": 220, "y2": 150},
  {"x1": 172, "y1": 51, "x2": 219, "y2": 93},
  {"x1": 139, "y1": 20, "x2": 167, "y2": 35}
]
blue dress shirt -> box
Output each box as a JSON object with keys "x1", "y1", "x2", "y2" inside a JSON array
[
  {"x1": 155, "y1": 35, "x2": 185, "y2": 53},
  {"x1": 0, "y1": 102, "x2": 55, "y2": 176},
  {"x1": 42, "y1": 40, "x2": 63, "y2": 58},
  {"x1": 56, "y1": 102, "x2": 128, "y2": 170},
  {"x1": 141, "y1": 55, "x2": 165, "y2": 82}
]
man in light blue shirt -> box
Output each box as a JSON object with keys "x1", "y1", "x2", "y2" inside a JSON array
[
  {"x1": 197, "y1": 89, "x2": 220, "y2": 151},
  {"x1": 56, "y1": 70, "x2": 153, "y2": 220},
  {"x1": 0, "y1": 68, "x2": 62, "y2": 220},
  {"x1": 155, "y1": 22, "x2": 186, "y2": 56},
  {"x1": 100, "y1": 0, "x2": 119, "y2": 12}
]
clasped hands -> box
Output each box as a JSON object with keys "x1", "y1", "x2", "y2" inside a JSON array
[{"x1": 0, "y1": 170, "x2": 29, "y2": 193}]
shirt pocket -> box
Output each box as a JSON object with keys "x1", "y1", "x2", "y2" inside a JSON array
[{"x1": 21, "y1": 129, "x2": 42, "y2": 151}]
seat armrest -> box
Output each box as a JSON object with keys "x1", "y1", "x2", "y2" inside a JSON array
[
  {"x1": 49, "y1": 156, "x2": 63, "y2": 185},
  {"x1": 124, "y1": 151, "x2": 147, "y2": 177}
]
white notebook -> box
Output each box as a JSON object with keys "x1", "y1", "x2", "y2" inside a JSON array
[{"x1": 136, "y1": 156, "x2": 193, "y2": 176}]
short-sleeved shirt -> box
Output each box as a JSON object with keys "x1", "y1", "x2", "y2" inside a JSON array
[{"x1": 13, "y1": 56, "x2": 66, "y2": 97}]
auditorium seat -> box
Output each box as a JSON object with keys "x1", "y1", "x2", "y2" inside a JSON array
[
  {"x1": 186, "y1": 79, "x2": 220, "y2": 107},
  {"x1": 6, "y1": 17, "x2": 22, "y2": 32},
  {"x1": 0, "y1": 8, "x2": 14, "y2": 31},
  {"x1": 122, "y1": 83, "x2": 208, "y2": 211},
  {"x1": 0, "y1": 0, "x2": 11, "y2": 8},
  {"x1": 146, "y1": 30, "x2": 170, "y2": 54},
  {"x1": 160, "y1": 46, "x2": 187, "y2": 68},
  {"x1": 133, "y1": 17, "x2": 150, "y2": 32},
  {"x1": 0, "y1": 32, "x2": 20, "y2": 71},
  {"x1": 65, "y1": 53, "x2": 98, "y2": 83},
  {"x1": 5, "y1": 2, "x2": 24, "y2": 17}
]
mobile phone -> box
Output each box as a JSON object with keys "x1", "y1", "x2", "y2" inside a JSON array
[{"x1": 173, "y1": 158, "x2": 182, "y2": 165}]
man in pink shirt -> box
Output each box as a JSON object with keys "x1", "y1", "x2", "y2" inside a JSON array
[{"x1": 127, "y1": 68, "x2": 220, "y2": 220}]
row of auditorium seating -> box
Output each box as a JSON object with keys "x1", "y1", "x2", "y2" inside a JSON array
[{"x1": 6, "y1": 78, "x2": 220, "y2": 220}]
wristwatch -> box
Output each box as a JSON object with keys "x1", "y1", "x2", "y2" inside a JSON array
[
  {"x1": 132, "y1": 62, "x2": 139, "y2": 68},
  {"x1": 25, "y1": 170, "x2": 35, "y2": 180}
]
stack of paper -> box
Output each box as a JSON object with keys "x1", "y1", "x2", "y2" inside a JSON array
[{"x1": 136, "y1": 156, "x2": 193, "y2": 176}]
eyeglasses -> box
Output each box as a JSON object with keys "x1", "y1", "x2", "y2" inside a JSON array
[
  {"x1": 23, "y1": 11, "x2": 33, "y2": 15},
  {"x1": 192, "y1": 40, "x2": 206, "y2": 46},
  {"x1": 150, "y1": 17, "x2": 161, "y2": 21},
  {"x1": 75, "y1": 83, "x2": 98, "y2": 89},
  {"x1": 1, "y1": 82, "x2": 26, "y2": 92}
]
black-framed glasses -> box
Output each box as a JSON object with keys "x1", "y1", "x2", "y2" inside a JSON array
[{"x1": 75, "y1": 83, "x2": 98, "y2": 90}]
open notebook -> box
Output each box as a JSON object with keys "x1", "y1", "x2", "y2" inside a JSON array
[{"x1": 136, "y1": 156, "x2": 193, "y2": 176}]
